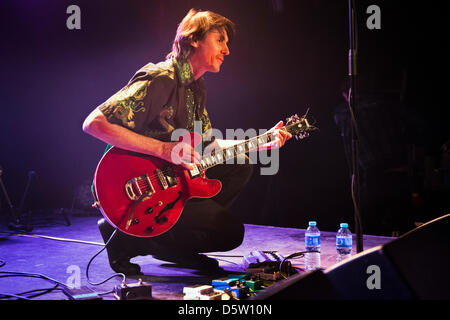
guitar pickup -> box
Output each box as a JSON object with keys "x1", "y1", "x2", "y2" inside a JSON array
[
  {"x1": 124, "y1": 174, "x2": 154, "y2": 201},
  {"x1": 155, "y1": 166, "x2": 178, "y2": 190},
  {"x1": 155, "y1": 169, "x2": 168, "y2": 190}
]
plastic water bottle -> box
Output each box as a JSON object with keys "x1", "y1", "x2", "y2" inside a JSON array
[
  {"x1": 336, "y1": 223, "x2": 352, "y2": 262},
  {"x1": 305, "y1": 221, "x2": 321, "y2": 270}
]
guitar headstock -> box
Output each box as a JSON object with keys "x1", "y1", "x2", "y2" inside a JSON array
[{"x1": 284, "y1": 112, "x2": 318, "y2": 140}]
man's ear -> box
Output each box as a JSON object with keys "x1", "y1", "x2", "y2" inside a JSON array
[{"x1": 190, "y1": 40, "x2": 199, "y2": 48}]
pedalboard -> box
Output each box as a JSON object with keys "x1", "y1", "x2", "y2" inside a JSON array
[{"x1": 183, "y1": 274, "x2": 257, "y2": 300}]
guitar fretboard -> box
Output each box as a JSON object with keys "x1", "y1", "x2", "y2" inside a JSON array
[
  {"x1": 195, "y1": 117, "x2": 313, "y2": 171},
  {"x1": 197, "y1": 132, "x2": 274, "y2": 170}
]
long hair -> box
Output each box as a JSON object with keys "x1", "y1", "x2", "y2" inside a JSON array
[{"x1": 166, "y1": 9, "x2": 235, "y2": 60}]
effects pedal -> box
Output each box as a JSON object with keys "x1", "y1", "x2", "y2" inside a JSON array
[
  {"x1": 183, "y1": 285, "x2": 223, "y2": 300},
  {"x1": 62, "y1": 286, "x2": 102, "y2": 300},
  {"x1": 113, "y1": 279, "x2": 153, "y2": 300},
  {"x1": 243, "y1": 251, "x2": 285, "y2": 269}
]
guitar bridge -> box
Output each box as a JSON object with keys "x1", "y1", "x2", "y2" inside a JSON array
[
  {"x1": 124, "y1": 174, "x2": 155, "y2": 201},
  {"x1": 188, "y1": 164, "x2": 200, "y2": 179}
]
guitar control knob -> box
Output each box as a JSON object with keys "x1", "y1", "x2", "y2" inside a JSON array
[
  {"x1": 146, "y1": 207, "x2": 153, "y2": 214},
  {"x1": 155, "y1": 216, "x2": 168, "y2": 224},
  {"x1": 132, "y1": 218, "x2": 139, "y2": 225},
  {"x1": 157, "y1": 201, "x2": 163, "y2": 206},
  {"x1": 146, "y1": 226, "x2": 154, "y2": 233}
]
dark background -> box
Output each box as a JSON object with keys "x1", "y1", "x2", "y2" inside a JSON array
[{"x1": 1, "y1": 0, "x2": 449, "y2": 236}]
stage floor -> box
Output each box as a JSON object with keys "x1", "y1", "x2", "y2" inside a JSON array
[{"x1": 0, "y1": 211, "x2": 394, "y2": 300}]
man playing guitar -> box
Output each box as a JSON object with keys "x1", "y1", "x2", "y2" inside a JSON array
[{"x1": 83, "y1": 9, "x2": 291, "y2": 275}]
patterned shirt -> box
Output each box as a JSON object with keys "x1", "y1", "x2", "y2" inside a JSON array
[{"x1": 99, "y1": 58, "x2": 212, "y2": 144}]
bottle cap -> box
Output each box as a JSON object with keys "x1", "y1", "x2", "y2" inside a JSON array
[
  {"x1": 340, "y1": 223, "x2": 348, "y2": 228},
  {"x1": 308, "y1": 221, "x2": 317, "y2": 226}
]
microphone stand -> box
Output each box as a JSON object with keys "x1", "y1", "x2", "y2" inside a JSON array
[
  {"x1": 0, "y1": 164, "x2": 17, "y2": 226},
  {"x1": 16, "y1": 170, "x2": 35, "y2": 231},
  {"x1": 0, "y1": 164, "x2": 33, "y2": 233},
  {"x1": 347, "y1": 0, "x2": 364, "y2": 253}
]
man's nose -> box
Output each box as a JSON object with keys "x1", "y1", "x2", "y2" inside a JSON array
[{"x1": 222, "y1": 43, "x2": 230, "y2": 55}]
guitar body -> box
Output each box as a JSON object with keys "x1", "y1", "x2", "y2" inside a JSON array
[{"x1": 94, "y1": 147, "x2": 222, "y2": 237}]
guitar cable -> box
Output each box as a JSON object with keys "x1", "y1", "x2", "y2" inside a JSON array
[
  {"x1": 279, "y1": 251, "x2": 307, "y2": 276},
  {"x1": 85, "y1": 227, "x2": 126, "y2": 286},
  {"x1": 86, "y1": 192, "x2": 149, "y2": 286},
  {"x1": 0, "y1": 270, "x2": 69, "y2": 300},
  {"x1": 125, "y1": 193, "x2": 147, "y2": 230}
]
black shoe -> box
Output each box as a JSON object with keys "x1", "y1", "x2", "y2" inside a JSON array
[
  {"x1": 110, "y1": 258, "x2": 143, "y2": 275},
  {"x1": 97, "y1": 218, "x2": 143, "y2": 275},
  {"x1": 153, "y1": 253, "x2": 220, "y2": 270}
]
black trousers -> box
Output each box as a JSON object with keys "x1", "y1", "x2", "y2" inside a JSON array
[{"x1": 98, "y1": 157, "x2": 253, "y2": 259}]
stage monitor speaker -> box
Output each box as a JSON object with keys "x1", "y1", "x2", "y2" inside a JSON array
[
  {"x1": 251, "y1": 213, "x2": 450, "y2": 300},
  {"x1": 382, "y1": 213, "x2": 450, "y2": 299},
  {"x1": 325, "y1": 245, "x2": 414, "y2": 299}
]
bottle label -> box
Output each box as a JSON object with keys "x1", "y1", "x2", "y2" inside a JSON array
[
  {"x1": 305, "y1": 235, "x2": 320, "y2": 246},
  {"x1": 336, "y1": 237, "x2": 352, "y2": 248}
]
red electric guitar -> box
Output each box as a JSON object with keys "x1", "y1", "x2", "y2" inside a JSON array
[{"x1": 93, "y1": 114, "x2": 317, "y2": 237}]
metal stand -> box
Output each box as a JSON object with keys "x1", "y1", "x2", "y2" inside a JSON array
[
  {"x1": 347, "y1": 0, "x2": 364, "y2": 253},
  {"x1": 0, "y1": 164, "x2": 34, "y2": 233}
]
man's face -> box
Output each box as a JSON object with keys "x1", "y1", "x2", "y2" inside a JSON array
[{"x1": 190, "y1": 28, "x2": 230, "y2": 76}]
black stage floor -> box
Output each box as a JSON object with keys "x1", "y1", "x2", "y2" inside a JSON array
[{"x1": 0, "y1": 210, "x2": 394, "y2": 300}]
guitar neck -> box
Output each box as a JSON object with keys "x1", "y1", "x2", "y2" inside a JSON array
[
  {"x1": 195, "y1": 116, "x2": 314, "y2": 171},
  {"x1": 197, "y1": 129, "x2": 278, "y2": 171}
]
